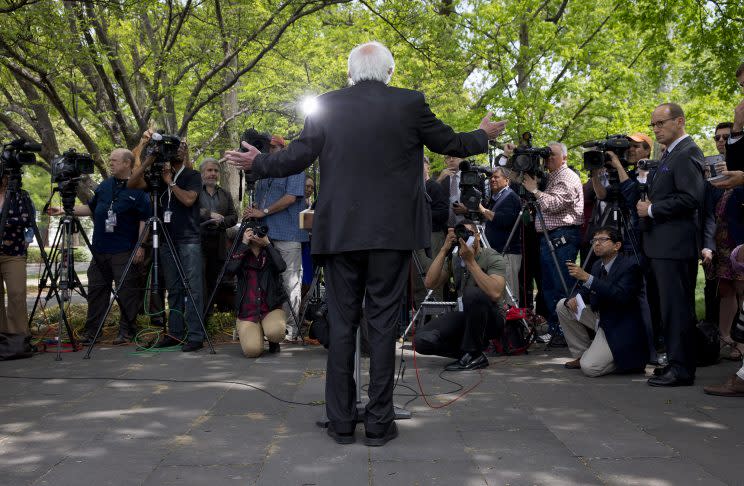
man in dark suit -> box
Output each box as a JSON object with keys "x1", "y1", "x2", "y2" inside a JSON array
[
  {"x1": 559, "y1": 227, "x2": 647, "y2": 376},
  {"x1": 224, "y1": 41, "x2": 507, "y2": 444},
  {"x1": 479, "y1": 167, "x2": 522, "y2": 303},
  {"x1": 637, "y1": 102, "x2": 705, "y2": 387}
]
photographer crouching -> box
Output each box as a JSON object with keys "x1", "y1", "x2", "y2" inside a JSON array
[
  {"x1": 225, "y1": 225, "x2": 287, "y2": 357},
  {"x1": 558, "y1": 226, "x2": 648, "y2": 377},
  {"x1": 414, "y1": 220, "x2": 506, "y2": 371},
  {"x1": 128, "y1": 134, "x2": 206, "y2": 352}
]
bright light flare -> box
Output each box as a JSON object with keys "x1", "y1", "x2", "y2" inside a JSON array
[{"x1": 301, "y1": 96, "x2": 319, "y2": 116}]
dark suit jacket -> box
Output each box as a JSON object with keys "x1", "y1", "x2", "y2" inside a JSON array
[
  {"x1": 643, "y1": 136, "x2": 705, "y2": 260},
  {"x1": 578, "y1": 254, "x2": 647, "y2": 371},
  {"x1": 484, "y1": 188, "x2": 521, "y2": 253},
  {"x1": 726, "y1": 135, "x2": 744, "y2": 172},
  {"x1": 252, "y1": 80, "x2": 488, "y2": 254}
]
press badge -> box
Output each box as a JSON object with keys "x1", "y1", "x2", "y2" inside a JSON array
[
  {"x1": 105, "y1": 210, "x2": 117, "y2": 232},
  {"x1": 164, "y1": 210, "x2": 172, "y2": 223}
]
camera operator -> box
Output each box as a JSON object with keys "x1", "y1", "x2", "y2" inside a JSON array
[
  {"x1": 639, "y1": 103, "x2": 705, "y2": 387},
  {"x1": 0, "y1": 175, "x2": 35, "y2": 337},
  {"x1": 478, "y1": 167, "x2": 521, "y2": 302},
  {"x1": 413, "y1": 220, "x2": 506, "y2": 370},
  {"x1": 49, "y1": 149, "x2": 149, "y2": 345},
  {"x1": 558, "y1": 227, "x2": 648, "y2": 377},
  {"x1": 199, "y1": 158, "x2": 237, "y2": 313},
  {"x1": 243, "y1": 135, "x2": 308, "y2": 343},
  {"x1": 225, "y1": 227, "x2": 287, "y2": 357},
  {"x1": 521, "y1": 142, "x2": 584, "y2": 345},
  {"x1": 128, "y1": 138, "x2": 206, "y2": 352}
]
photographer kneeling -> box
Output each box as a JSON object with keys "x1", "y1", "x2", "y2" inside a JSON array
[
  {"x1": 558, "y1": 226, "x2": 647, "y2": 377},
  {"x1": 414, "y1": 220, "x2": 506, "y2": 371},
  {"x1": 225, "y1": 226, "x2": 287, "y2": 358}
]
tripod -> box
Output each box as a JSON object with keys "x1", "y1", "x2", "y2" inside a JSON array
[
  {"x1": 84, "y1": 184, "x2": 215, "y2": 358},
  {"x1": 497, "y1": 189, "x2": 571, "y2": 349},
  {"x1": 27, "y1": 185, "x2": 93, "y2": 359}
]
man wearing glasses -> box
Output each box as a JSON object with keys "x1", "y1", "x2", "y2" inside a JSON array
[
  {"x1": 637, "y1": 103, "x2": 705, "y2": 387},
  {"x1": 558, "y1": 226, "x2": 647, "y2": 377}
]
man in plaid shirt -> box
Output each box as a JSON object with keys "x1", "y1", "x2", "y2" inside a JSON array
[{"x1": 522, "y1": 142, "x2": 584, "y2": 344}]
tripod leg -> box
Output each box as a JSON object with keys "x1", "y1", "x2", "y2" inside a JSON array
[
  {"x1": 203, "y1": 221, "x2": 248, "y2": 317},
  {"x1": 160, "y1": 224, "x2": 215, "y2": 354}
]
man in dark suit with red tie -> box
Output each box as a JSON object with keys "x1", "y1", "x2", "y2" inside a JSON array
[
  {"x1": 225, "y1": 41, "x2": 507, "y2": 445},
  {"x1": 637, "y1": 103, "x2": 705, "y2": 387}
]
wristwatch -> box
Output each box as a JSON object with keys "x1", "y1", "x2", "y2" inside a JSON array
[
  {"x1": 262, "y1": 208, "x2": 269, "y2": 215},
  {"x1": 168, "y1": 181, "x2": 177, "y2": 187}
]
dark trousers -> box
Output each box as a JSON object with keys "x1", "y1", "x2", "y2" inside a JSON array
[
  {"x1": 85, "y1": 251, "x2": 141, "y2": 336},
  {"x1": 324, "y1": 250, "x2": 410, "y2": 435},
  {"x1": 202, "y1": 235, "x2": 230, "y2": 313},
  {"x1": 539, "y1": 226, "x2": 580, "y2": 334},
  {"x1": 413, "y1": 287, "x2": 504, "y2": 358},
  {"x1": 650, "y1": 258, "x2": 698, "y2": 379}
]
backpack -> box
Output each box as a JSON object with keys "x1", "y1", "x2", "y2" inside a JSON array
[
  {"x1": 0, "y1": 333, "x2": 34, "y2": 361},
  {"x1": 488, "y1": 307, "x2": 534, "y2": 356}
]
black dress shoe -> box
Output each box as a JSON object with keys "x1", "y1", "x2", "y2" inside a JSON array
[
  {"x1": 326, "y1": 423, "x2": 355, "y2": 445},
  {"x1": 79, "y1": 333, "x2": 99, "y2": 346},
  {"x1": 181, "y1": 341, "x2": 204, "y2": 352},
  {"x1": 268, "y1": 342, "x2": 281, "y2": 353},
  {"x1": 445, "y1": 352, "x2": 489, "y2": 371},
  {"x1": 364, "y1": 421, "x2": 398, "y2": 447},
  {"x1": 653, "y1": 365, "x2": 670, "y2": 376},
  {"x1": 152, "y1": 336, "x2": 181, "y2": 348},
  {"x1": 648, "y1": 369, "x2": 694, "y2": 387}
]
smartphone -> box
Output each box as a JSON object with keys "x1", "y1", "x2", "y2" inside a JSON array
[{"x1": 705, "y1": 154, "x2": 726, "y2": 181}]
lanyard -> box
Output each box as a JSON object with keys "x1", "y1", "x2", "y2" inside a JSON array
[
  {"x1": 167, "y1": 165, "x2": 186, "y2": 210},
  {"x1": 108, "y1": 179, "x2": 125, "y2": 212}
]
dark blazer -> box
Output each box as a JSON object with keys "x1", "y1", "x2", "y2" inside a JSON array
[
  {"x1": 725, "y1": 135, "x2": 744, "y2": 172},
  {"x1": 578, "y1": 254, "x2": 647, "y2": 371},
  {"x1": 484, "y1": 187, "x2": 521, "y2": 253},
  {"x1": 643, "y1": 136, "x2": 705, "y2": 260},
  {"x1": 252, "y1": 80, "x2": 488, "y2": 254},
  {"x1": 426, "y1": 178, "x2": 449, "y2": 233}
]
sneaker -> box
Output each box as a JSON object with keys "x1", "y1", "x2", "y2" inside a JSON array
[
  {"x1": 550, "y1": 334, "x2": 567, "y2": 347},
  {"x1": 152, "y1": 335, "x2": 181, "y2": 348},
  {"x1": 181, "y1": 341, "x2": 204, "y2": 352},
  {"x1": 79, "y1": 333, "x2": 99, "y2": 346},
  {"x1": 112, "y1": 334, "x2": 134, "y2": 345},
  {"x1": 536, "y1": 333, "x2": 552, "y2": 344}
]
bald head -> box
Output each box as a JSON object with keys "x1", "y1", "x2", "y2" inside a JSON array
[{"x1": 109, "y1": 148, "x2": 135, "y2": 178}]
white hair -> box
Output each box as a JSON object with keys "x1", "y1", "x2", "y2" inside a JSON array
[
  {"x1": 347, "y1": 41, "x2": 395, "y2": 85},
  {"x1": 548, "y1": 141, "x2": 568, "y2": 157}
]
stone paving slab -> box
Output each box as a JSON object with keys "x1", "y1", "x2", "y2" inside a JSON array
[{"x1": 1, "y1": 343, "x2": 743, "y2": 485}]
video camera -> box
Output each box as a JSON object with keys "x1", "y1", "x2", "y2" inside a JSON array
[
  {"x1": 143, "y1": 132, "x2": 182, "y2": 191},
  {"x1": 500, "y1": 132, "x2": 551, "y2": 185},
  {"x1": 458, "y1": 159, "x2": 492, "y2": 218},
  {"x1": 582, "y1": 134, "x2": 631, "y2": 171},
  {"x1": 51, "y1": 148, "x2": 95, "y2": 183},
  {"x1": 1, "y1": 138, "x2": 41, "y2": 178},
  {"x1": 636, "y1": 158, "x2": 658, "y2": 172}
]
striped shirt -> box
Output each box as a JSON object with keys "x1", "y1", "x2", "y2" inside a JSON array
[{"x1": 535, "y1": 164, "x2": 584, "y2": 232}]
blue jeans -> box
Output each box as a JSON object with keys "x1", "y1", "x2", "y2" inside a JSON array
[
  {"x1": 161, "y1": 243, "x2": 205, "y2": 343},
  {"x1": 539, "y1": 226, "x2": 580, "y2": 335}
]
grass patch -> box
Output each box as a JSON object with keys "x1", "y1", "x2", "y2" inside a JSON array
[{"x1": 26, "y1": 246, "x2": 91, "y2": 264}]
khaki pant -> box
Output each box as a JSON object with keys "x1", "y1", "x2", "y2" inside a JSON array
[
  {"x1": 236, "y1": 309, "x2": 287, "y2": 358},
  {"x1": 0, "y1": 255, "x2": 28, "y2": 336},
  {"x1": 556, "y1": 298, "x2": 616, "y2": 377}
]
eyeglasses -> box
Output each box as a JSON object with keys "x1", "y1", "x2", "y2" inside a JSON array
[
  {"x1": 590, "y1": 236, "x2": 612, "y2": 244},
  {"x1": 648, "y1": 118, "x2": 676, "y2": 129},
  {"x1": 714, "y1": 134, "x2": 730, "y2": 142}
]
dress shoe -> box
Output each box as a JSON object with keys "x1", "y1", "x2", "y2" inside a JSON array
[
  {"x1": 112, "y1": 334, "x2": 134, "y2": 345},
  {"x1": 549, "y1": 334, "x2": 567, "y2": 347},
  {"x1": 564, "y1": 358, "x2": 581, "y2": 369},
  {"x1": 364, "y1": 421, "x2": 398, "y2": 447},
  {"x1": 268, "y1": 341, "x2": 281, "y2": 353},
  {"x1": 445, "y1": 352, "x2": 489, "y2": 371},
  {"x1": 647, "y1": 369, "x2": 694, "y2": 387},
  {"x1": 704, "y1": 375, "x2": 744, "y2": 397},
  {"x1": 181, "y1": 341, "x2": 204, "y2": 352},
  {"x1": 653, "y1": 365, "x2": 670, "y2": 376},
  {"x1": 152, "y1": 335, "x2": 181, "y2": 348},
  {"x1": 326, "y1": 423, "x2": 355, "y2": 445}
]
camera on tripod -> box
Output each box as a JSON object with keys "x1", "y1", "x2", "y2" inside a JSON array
[
  {"x1": 458, "y1": 159, "x2": 492, "y2": 219},
  {"x1": 1, "y1": 138, "x2": 41, "y2": 177},
  {"x1": 50, "y1": 148, "x2": 95, "y2": 214},
  {"x1": 142, "y1": 132, "x2": 182, "y2": 190},
  {"x1": 582, "y1": 135, "x2": 631, "y2": 171}
]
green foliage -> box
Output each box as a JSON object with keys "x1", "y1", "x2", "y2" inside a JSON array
[
  {"x1": 26, "y1": 246, "x2": 91, "y2": 264},
  {"x1": 205, "y1": 311, "x2": 237, "y2": 338}
]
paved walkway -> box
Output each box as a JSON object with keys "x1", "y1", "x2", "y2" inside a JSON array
[{"x1": 1, "y1": 343, "x2": 742, "y2": 485}]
